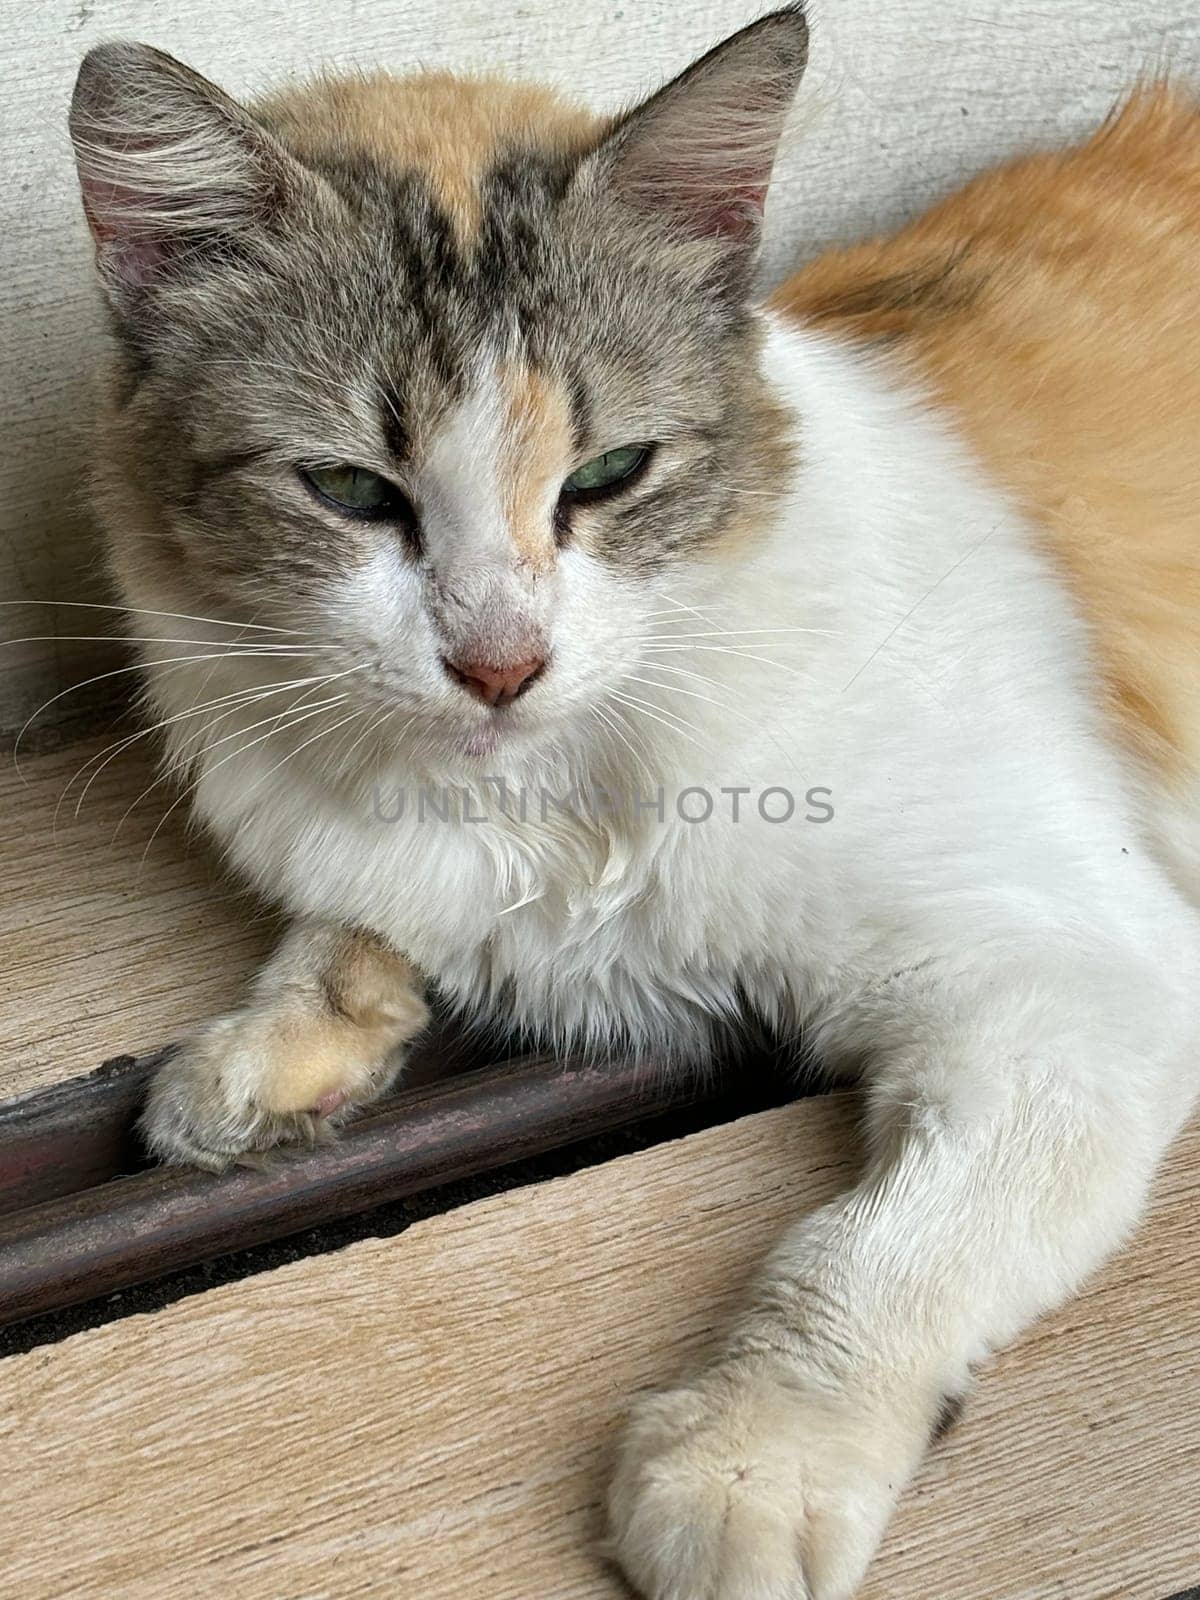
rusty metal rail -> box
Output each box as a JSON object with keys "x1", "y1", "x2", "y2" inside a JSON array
[{"x1": 0, "y1": 1038, "x2": 791, "y2": 1329}]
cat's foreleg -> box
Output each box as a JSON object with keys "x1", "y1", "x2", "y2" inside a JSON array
[
  {"x1": 608, "y1": 955, "x2": 1188, "y2": 1600},
  {"x1": 140, "y1": 921, "x2": 428, "y2": 1169}
]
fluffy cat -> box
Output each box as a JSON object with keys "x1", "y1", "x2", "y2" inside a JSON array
[{"x1": 69, "y1": 9, "x2": 1200, "y2": 1597}]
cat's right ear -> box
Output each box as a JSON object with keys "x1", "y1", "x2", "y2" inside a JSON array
[{"x1": 69, "y1": 42, "x2": 300, "y2": 303}]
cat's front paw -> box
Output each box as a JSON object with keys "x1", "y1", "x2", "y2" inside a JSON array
[
  {"x1": 608, "y1": 1359, "x2": 924, "y2": 1600},
  {"x1": 140, "y1": 986, "x2": 427, "y2": 1169}
]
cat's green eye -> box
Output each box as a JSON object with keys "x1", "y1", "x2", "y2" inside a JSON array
[
  {"x1": 561, "y1": 444, "x2": 650, "y2": 498},
  {"x1": 301, "y1": 463, "x2": 404, "y2": 519}
]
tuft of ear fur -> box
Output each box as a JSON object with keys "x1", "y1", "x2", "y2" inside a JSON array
[
  {"x1": 591, "y1": 6, "x2": 808, "y2": 278},
  {"x1": 69, "y1": 41, "x2": 297, "y2": 297}
]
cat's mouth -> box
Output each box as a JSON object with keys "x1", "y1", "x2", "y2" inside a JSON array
[
  {"x1": 434, "y1": 703, "x2": 542, "y2": 765},
  {"x1": 436, "y1": 654, "x2": 556, "y2": 761}
]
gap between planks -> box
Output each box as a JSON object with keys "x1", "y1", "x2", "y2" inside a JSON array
[{"x1": 0, "y1": 1095, "x2": 1196, "y2": 1600}]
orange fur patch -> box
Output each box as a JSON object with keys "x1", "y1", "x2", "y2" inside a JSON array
[
  {"x1": 772, "y1": 85, "x2": 1200, "y2": 779},
  {"x1": 321, "y1": 935, "x2": 427, "y2": 1031},
  {"x1": 258, "y1": 936, "x2": 426, "y2": 1115},
  {"x1": 499, "y1": 364, "x2": 573, "y2": 571},
  {"x1": 254, "y1": 1014, "x2": 380, "y2": 1114},
  {"x1": 256, "y1": 71, "x2": 603, "y2": 242}
]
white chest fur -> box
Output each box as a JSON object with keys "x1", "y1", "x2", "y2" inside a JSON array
[{"x1": 190, "y1": 322, "x2": 1200, "y2": 1056}]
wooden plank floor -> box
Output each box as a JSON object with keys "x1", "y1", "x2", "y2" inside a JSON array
[
  {"x1": 2, "y1": 736, "x2": 1197, "y2": 1597},
  {"x1": 1, "y1": 1096, "x2": 1197, "y2": 1600},
  {"x1": 0, "y1": 737, "x2": 272, "y2": 1099}
]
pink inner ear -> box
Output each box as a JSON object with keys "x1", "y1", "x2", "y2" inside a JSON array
[
  {"x1": 599, "y1": 9, "x2": 806, "y2": 251},
  {"x1": 617, "y1": 86, "x2": 782, "y2": 247},
  {"x1": 106, "y1": 239, "x2": 166, "y2": 290},
  {"x1": 699, "y1": 180, "x2": 769, "y2": 243},
  {"x1": 81, "y1": 180, "x2": 167, "y2": 289}
]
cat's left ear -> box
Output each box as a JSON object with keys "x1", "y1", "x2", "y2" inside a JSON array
[{"x1": 584, "y1": 6, "x2": 808, "y2": 286}]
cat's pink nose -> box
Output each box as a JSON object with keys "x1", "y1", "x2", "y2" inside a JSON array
[{"x1": 444, "y1": 655, "x2": 546, "y2": 706}]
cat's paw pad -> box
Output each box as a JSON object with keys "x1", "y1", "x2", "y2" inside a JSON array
[
  {"x1": 139, "y1": 999, "x2": 421, "y2": 1170},
  {"x1": 608, "y1": 1362, "x2": 914, "y2": 1600}
]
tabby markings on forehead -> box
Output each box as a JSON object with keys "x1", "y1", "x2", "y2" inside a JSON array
[{"x1": 254, "y1": 69, "x2": 604, "y2": 246}]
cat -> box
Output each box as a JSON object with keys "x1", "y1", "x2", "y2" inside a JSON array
[{"x1": 69, "y1": 8, "x2": 1200, "y2": 1597}]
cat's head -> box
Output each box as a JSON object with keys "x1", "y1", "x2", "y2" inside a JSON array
[{"x1": 70, "y1": 10, "x2": 807, "y2": 773}]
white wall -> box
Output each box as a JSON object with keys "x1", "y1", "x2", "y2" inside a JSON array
[{"x1": 2, "y1": 0, "x2": 1198, "y2": 732}]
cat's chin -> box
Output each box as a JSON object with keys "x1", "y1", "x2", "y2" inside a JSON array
[
  {"x1": 446, "y1": 716, "x2": 561, "y2": 772},
  {"x1": 461, "y1": 727, "x2": 503, "y2": 761},
  {"x1": 443, "y1": 717, "x2": 531, "y2": 766}
]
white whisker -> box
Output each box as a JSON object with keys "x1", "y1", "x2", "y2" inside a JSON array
[
  {"x1": 59, "y1": 673, "x2": 339, "y2": 826},
  {"x1": 157, "y1": 669, "x2": 365, "y2": 788},
  {"x1": 0, "y1": 599, "x2": 301, "y2": 633},
  {"x1": 11, "y1": 649, "x2": 314, "y2": 777},
  {"x1": 633, "y1": 659, "x2": 737, "y2": 693},
  {"x1": 130, "y1": 694, "x2": 354, "y2": 869},
  {"x1": 116, "y1": 662, "x2": 365, "y2": 833},
  {"x1": 642, "y1": 641, "x2": 806, "y2": 677},
  {"x1": 2, "y1": 634, "x2": 334, "y2": 650},
  {"x1": 587, "y1": 701, "x2": 658, "y2": 794},
  {"x1": 335, "y1": 702, "x2": 397, "y2": 777},
  {"x1": 181, "y1": 702, "x2": 372, "y2": 865},
  {"x1": 636, "y1": 626, "x2": 836, "y2": 641},
  {"x1": 619, "y1": 671, "x2": 733, "y2": 714},
  {"x1": 607, "y1": 688, "x2": 705, "y2": 747}
]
